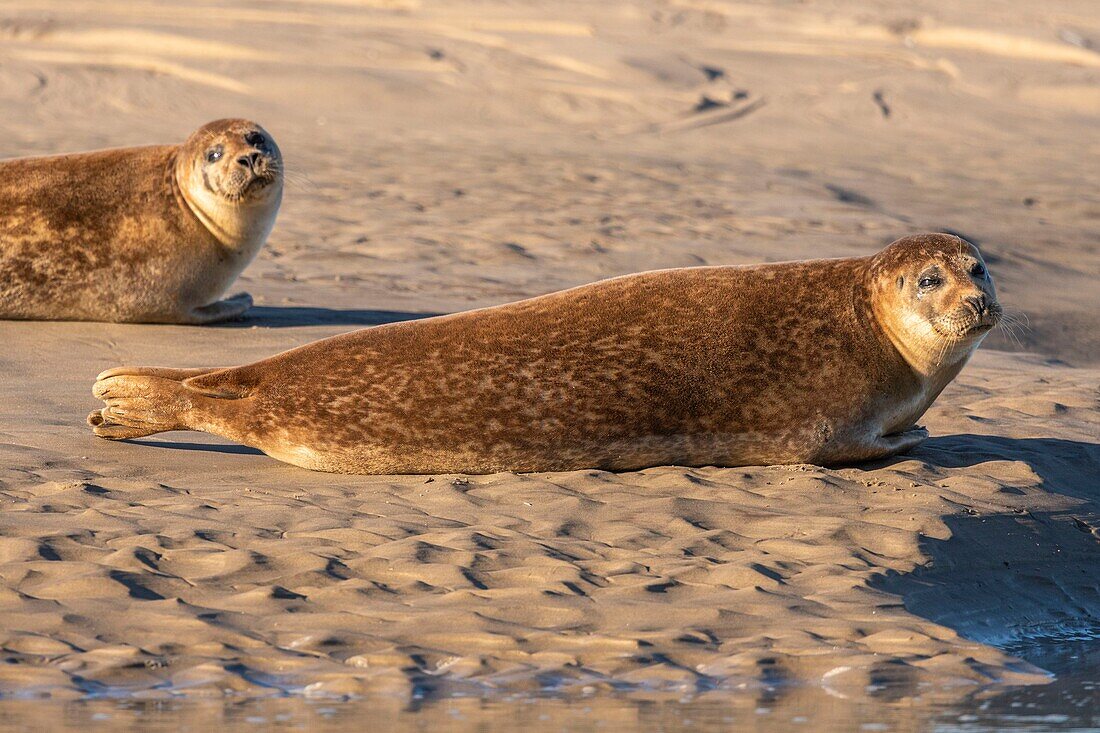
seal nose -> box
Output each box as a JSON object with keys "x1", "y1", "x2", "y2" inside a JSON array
[
  {"x1": 236, "y1": 152, "x2": 262, "y2": 171},
  {"x1": 965, "y1": 294, "x2": 988, "y2": 317}
]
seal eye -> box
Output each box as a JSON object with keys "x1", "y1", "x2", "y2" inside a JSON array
[
  {"x1": 918, "y1": 276, "x2": 942, "y2": 289},
  {"x1": 244, "y1": 132, "x2": 266, "y2": 149},
  {"x1": 206, "y1": 147, "x2": 223, "y2": 163},
  {"x1": 970, "y1": 263, "x2": 986, "y2": 278}
]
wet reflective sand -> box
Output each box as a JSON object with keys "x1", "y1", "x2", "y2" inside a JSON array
[
  {"x1": 2, "y1": 624, "x2": 1099, "y2": 732},
  {"x1": 0, "y1": 663, "x2": 1097, "y2": 733}
]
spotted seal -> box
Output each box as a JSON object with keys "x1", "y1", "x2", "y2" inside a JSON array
[
  {"x1": 0, "y1": 118, "x2": 282, "y2": 323},
  {"x1": 88, "y1": 233, "x2": 1000, "y2": 473}
]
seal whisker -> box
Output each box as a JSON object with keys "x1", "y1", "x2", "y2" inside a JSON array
[
  {"x1": 997, "y1": 321, "x2": 1025, "y2": 350},
  {"x1": 999, "y1": 308, "x2": 1031, "y2": 332},
  {"x1": 995, "y1": 309, "x2": 1030, "y2": 350}
]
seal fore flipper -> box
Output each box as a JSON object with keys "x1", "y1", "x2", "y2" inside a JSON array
[
  {"x1": 865, "y1": 426, "x2": 929, "y2": 461},
  {"x1": 183, "y1": 292, "x2": 253, "y2": 324}
]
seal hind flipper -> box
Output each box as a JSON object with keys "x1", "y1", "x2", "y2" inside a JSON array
[
  {"x1": 89, "y1": 375, "x2": 201, "y2": 440},
  {"x1": 88, "y1": 372, "x2": 249, "y2": 441},
  {"x1": 96, "y1": 366, "x2": 228, "y2": 381}
]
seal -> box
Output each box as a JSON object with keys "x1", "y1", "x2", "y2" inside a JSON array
[
  {"x1": 0, "y1": 118, "x2": 282, "y2": 323},
  {"x1": 88, "y1": 233, "x2": 1000, "y2": 474}
]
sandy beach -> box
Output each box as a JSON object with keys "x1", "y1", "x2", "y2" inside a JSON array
[{"x1": 0, "y1": 0, "x2": 1098, "y2": 719}]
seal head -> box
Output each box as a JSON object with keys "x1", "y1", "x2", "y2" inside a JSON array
[
  {"x1": 868, "y1": 233, "x2": 1001, "y2": 379},
  {"x1": 174, "y1": 118, "x2": 283, "y2": 247}
]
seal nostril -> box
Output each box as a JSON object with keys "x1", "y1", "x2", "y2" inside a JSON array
[
  {"x1": 966, "y1": 295, "x2": 987, "y2": 316},
  {"x1": 236, "y1": 155, "x2": 252, "y2": 169}
]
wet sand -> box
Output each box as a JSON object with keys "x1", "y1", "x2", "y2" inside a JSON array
[{"x1": 0, "y1": 0, "x2": 1098, "y2": 712}]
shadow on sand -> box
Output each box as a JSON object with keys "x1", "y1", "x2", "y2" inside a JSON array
[
  {"x1": 217, "y1": 306, "x2": 441, "y2": 329},
  {"x1": 907, "y1": 433, "x2": 1100, "y2": 501},
  {"x1": 871, "y1": 433, "x2": 1100, "y2": 658},
  {"x1": 129, "y1": 439, "x2": 264, "y2": 456}
]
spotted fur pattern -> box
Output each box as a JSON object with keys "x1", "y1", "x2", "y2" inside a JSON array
[{"x1": 90, "y1": 234, "x2": 999, "y2": 474}]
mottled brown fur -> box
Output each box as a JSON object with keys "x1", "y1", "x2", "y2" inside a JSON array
[
  {"x1": 0, "y1": 119, "x2": 282, "y2": 323},
  {"x1": 90, "y1": 234, "x2": 1000, "y2": 474}
]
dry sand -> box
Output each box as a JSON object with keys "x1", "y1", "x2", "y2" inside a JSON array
[{"x1": 0, "y1": 0, "x2": 1098, "y2": 711}]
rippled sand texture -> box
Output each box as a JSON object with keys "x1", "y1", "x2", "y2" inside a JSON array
[{"x1": 0, "y1": 0, "x2": 1098, "y2": 706}]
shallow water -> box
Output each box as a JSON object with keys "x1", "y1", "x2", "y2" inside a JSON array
[{"x1": 1, "y1": 628, "x2": 1096, "y2": 733}]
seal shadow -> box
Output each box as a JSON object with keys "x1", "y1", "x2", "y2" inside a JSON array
[
  {"x1": 128, "y1": 439, "x2": 264, "y2": 456},
  {"x1": 869, "y1": 433, "x2": 1100, "y2": 670},
  {"x1": 903, "y1": 433, "x2": 1100, "y2": 502},
  {"x1": 217, "y1": 306, "x2": 442, "y2": 329}
]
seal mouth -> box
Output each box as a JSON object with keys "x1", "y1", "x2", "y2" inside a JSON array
[
  {"x1": 933, "y1": 301, "x2": 1002, "y2": 340},
  {"x1": 220, "y1": 169, "x2": 281, "y2": 202},
  {"x1": 975, "y1": 300, "x2": 1003, "y2": 333},
  {"x1": 245, "y1": 173, "x2": 277, "y2": 193}
]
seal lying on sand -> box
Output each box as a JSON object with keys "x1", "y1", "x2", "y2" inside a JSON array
[
  {"x1": 89, "y1": 233, "x2": 1000, "y2": 474},
  {"x1": 0, "y1": 118, "x2": 282, "y2": 323}
]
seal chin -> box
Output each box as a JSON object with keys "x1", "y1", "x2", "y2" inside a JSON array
[{"x1": 964, "y1": 322, "x2": 995, "y2": 337}]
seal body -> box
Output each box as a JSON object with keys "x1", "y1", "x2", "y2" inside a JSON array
[
  {"x1": 89, "y1": 234, "x2": 1000, "y2": 474},
  {"x1": 0, "y1": 119, "x2": 282, "y2": 323}
]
